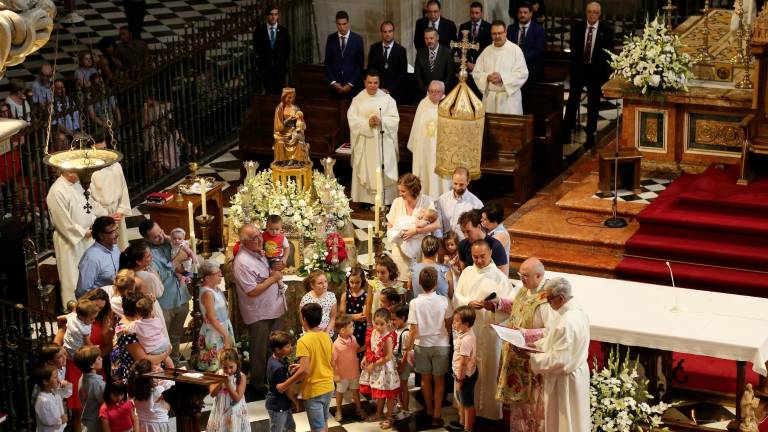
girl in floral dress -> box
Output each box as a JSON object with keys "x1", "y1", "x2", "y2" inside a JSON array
[
  {"x1": 196, "y1": 260, "x2": 235, "y2": 372},
  {"x1": 339, "y1": 266, "x2": 368, "y2": 358},
  {"x1": 366, "y1": 254, "x2": 405, "y2": 324},
  {"x1": 299, "y1": 270, "x2": 338, "y2": 337},
  {"x1": 207, "y1": 348, "x2": 250, "y2": 432},
  {"x1": 359, "y1": 308, "x2": 400, "y2": 429}
]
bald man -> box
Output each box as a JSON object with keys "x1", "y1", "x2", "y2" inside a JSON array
[
  {"x1": 494, "y1": 257, "x2": 554, "y2": 431},
  {"x1": 407, "y1": 80, "x2": 452, "y2": 199}
]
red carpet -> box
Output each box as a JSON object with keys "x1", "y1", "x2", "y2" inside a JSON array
[{"x1": 617, "y1": 165, "x2": 768, "y2": 297}]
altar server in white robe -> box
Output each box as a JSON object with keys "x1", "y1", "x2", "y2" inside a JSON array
[
  {"x1": 472, "y1": 20, "x2": 529, "y2": 115},
  {"x1": 453, "y1": 240, "x2": 514, "y2": 420},
  {"x1": 348, "y1": 69, "x2": 400, "y2": 205},
  {"x1": 407, "y1": 80, "x2": 451, "y2": 199},
  {"x1": 530, "y1": 277, "x2": 591, "y2": 432},
  {"x1": 90, "y1": 137, "x2": 131, "y2": 251},
  {"x1": 47, "y1": 170, "x2": 107, "y2": 306}
]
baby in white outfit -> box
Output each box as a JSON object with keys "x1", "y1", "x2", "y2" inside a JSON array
[
  {"x1": 387, "y1": 208, "x2": 439, "y2": 259},
  {"x1": 170, "y1": 227, "x2": 197, "y2": 276}
]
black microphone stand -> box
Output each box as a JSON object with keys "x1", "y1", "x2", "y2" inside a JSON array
[
  {"x1": 604, "y1": 101, "x2": 628, "y2": 228},
  {"x1": 379, "y1": 107, "x2": 385, "y2": 221}
]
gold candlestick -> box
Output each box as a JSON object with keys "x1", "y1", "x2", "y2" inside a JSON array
[
  {"x1": 195, "y1": 214, "x2": 215, "y2": 259},
  {"x1": 663, "y1": 0, "x2": 677, "y2": 30},
  {"x1": 186, "y1": 273, "x2": 204, "y2": 369},
  {"x1": 731, "y1": 0, "x2": 746, "y2": 64},
  {"x1": 695, "y1": 0, "x2": 715, "y2": 63},
  {"x1": 736, "y1": 23, "x2": 754, "y2": 88},
  {"x1": 188, "y1": 162, "x2": 199, "y2": 182}
]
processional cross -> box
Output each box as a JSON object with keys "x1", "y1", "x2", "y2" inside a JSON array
[{"x1": 450, "y1": 30, "x2": 479, "y2": 82}]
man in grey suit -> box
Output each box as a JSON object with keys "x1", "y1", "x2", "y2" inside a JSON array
[{"x1": 414, "y1": 27, "x2": 457, "y2": 96}]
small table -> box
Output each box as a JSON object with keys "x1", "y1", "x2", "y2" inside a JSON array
[
  {"x1": 598, "y1": 147, "x2": 643, "y2": 194},
  {"x1": 145, "y1": 368, "x2": 227, "y2": 432},
  {"x1": 146, "y1": 182, "x2": 225, "y2": 249}
]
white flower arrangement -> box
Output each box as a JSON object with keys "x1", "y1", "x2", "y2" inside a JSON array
[
  {"x1": 608, "y1": 14, "x2": 695, "y2": 95},
  {"x1": 228, "y1": 169, "x2": 351, "y2": 239},
  {"x1": 591, "y1": 347, "x2": 671, "y2": 432}
]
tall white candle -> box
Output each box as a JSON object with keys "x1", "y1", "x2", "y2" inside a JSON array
[
  {"x1": 374, "y1": 194, "x2": 381, "y2": 233},
  {"x1": 375, "y1": 168, "x2": 382, "y2": 198},
  {"x1": 367, "y1": 224, "x2": 373, "y2": 266},
  {"x1": 187, "y1": 201, "x2": 194, "y2": 233},
  {"x1": 200, "y1": 179, "x2": 207, "y2": 216}
]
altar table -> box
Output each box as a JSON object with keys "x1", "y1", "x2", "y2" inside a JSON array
[{"x1": 547, "y1": 271, "x2": 768, "y2": 427}]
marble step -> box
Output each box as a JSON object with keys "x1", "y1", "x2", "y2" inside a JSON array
[{"x1": 509, "y1": 240, "x2": 622, "y2": 279}]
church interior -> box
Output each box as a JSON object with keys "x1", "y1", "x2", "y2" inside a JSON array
[{"x1": 1, "y1": 0, "x2": 767, "y2": 431}]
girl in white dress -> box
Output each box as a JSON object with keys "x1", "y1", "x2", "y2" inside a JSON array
[
  {"x1": 207, "y1": 348, "x2": 250, "y2": 432},
  {"x1": 128, "y1": 359, "x2": 175, "y2": 432}
]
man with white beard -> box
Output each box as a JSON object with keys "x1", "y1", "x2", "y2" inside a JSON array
[
  {"x1": 472, "y1": 20, "x2": 529, "y2": 114},
  {"x1": 347, "y1": 69, "x2": 400, "y2": 206},
  {"x1": 407, "y1": 80, "x2": 451, "y2": 199}
]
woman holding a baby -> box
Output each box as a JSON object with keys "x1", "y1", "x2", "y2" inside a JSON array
[{"x1": 386, "y1": 174, "x2": 442, "y2": 282}]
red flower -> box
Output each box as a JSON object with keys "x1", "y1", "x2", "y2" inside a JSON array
[{"x1": 325, "y1": 233, "x2": 348, "y2": 264}]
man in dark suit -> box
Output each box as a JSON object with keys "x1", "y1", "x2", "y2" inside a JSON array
[
  {"x1": 367, "y1": 21, "x2": 408, "y2": 102},
  {"x1": 414, "y1": 27, "x2": 457, "y2": 96},
  {"x1": 324, "y1": 10, "x2": 365, "y2": 99},
  {"x1": 253, "y1": 5, "x2": 290, "y2": 95},
  {"x1": 414, "y1": 0, "x2": 458, "y2": 50},
  {"x1": 457, "y1": 1, "x2": 491, "y2": 97},
  {"x1": 507, "y1": 2, "x2": 545, "y2": 82},
  {"x1": 562, "y1": 1, "x2": 613, "y2": 148}
]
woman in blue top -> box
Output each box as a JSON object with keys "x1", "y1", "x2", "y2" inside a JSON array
[
  {"x1": 196, "y1": 259, "x2": 235, "y2": 372},
  {"x1": 410, "y1": 235, "x2": 453, "y2": 297}
]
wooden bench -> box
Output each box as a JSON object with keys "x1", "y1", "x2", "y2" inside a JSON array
[{"x1": 522, "y1": 81, "x2": 564, "y2": 187}]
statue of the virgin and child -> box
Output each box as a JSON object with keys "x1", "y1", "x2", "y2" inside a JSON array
[{"x1": 273, "y1": 87, "x2": 310, "y2": 167}]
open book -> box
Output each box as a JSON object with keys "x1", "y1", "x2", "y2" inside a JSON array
[{"x1": 491, "y1": 324, "x2": 544, "y2": 353}]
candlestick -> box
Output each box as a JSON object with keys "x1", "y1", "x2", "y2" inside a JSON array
[
  {"x1": 367, "y1": 224, "x2": 373, "y2": 266},
  {"x1": 374, "y1": 194, "x2": 381, "y2": 233},
  {"x1": 375, "y1": 168, "x2": 382, "y2": 198},
  {"x1": 200, "y1": 179, "x2": 207, "y2": 216},
  {"x1": 187, "y1": 201, "x2": 194, "y2": 234},
  {"x1": 195, "y1": 214, "x2": 215, "y2": 259},
  {"x1": 189, "y1": 234, "x2": 197, "y2": 258}
]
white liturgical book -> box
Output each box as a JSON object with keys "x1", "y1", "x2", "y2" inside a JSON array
[{"x1": 491, "y1": 324, "x2": 543, "y2": 353}]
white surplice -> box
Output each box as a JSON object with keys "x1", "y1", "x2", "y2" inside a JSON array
[
  {"x1": 347, "y1": 89, "x2": 400, "y2": 205},
  {"x1": 453, "y1": 263, "x2": 514, "y2": 420},
  {"x1": 407, "y1": 96, "x2": 451, "y2": 200},
  {"x1": 90, "y1": 162, "x2": 132, "y2": 250},
  {"x1": 530, "y1": 300, "x2": 591, "y2": 432},
  {"x1": 472, "y1": 40, "x2": 529, "y2": 114},
  {"x1": 46, "y1": 175, "x2": 106, "y2": 305}
]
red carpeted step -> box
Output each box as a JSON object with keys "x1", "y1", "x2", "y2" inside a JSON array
[
  {"x1": 672, "y1": 353, "x2": 761, "y2": 394},
  {"x1": 677, "y1": 165, "x2": 768, "y2": 213},
  {"x1": 616, "y1": 257, "x2": 768, "y2": 298},
  {"x1": 637, "y1": 172, "x2": 768, "y2": 237},
  {"x1": 625, "y1": 225, "x2": 768, "y2": 272}
]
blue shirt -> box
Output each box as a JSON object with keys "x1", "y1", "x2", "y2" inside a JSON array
[
  {"x1": 266, "y1": 356, "x2": 292, "y2": 411},
  {"x1": 411, "y1": 262, "x2": 449, "y2": 297},
  {"x1": 149, "y1": 241, "x2": 191, "y2": 310},
  {"x1": 458, "y1": 235, "x2": 508, "y2": 268},
  {"x1": 75, "y1": 242, "x2": 120, "y2": 298}
]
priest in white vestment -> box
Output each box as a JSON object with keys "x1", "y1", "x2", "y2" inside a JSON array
[
  {"x1": 472, "y1": 21, "x2": 529, "y2": 115},
  {"x1": 530, "y1": 277, "x2": 591, "y2": 432},
  {"x1": 90, "y1": 138, "x2": 131, "y2": 250},
  {"x1": 347, "y1": 70, "x2": 400, "y2": 205},
  {"x1": 47, "y1": 171, "x2": 106, "y2": 306},
  {"x1": 407, "y1": 80, "x2": 451, "y2": 199},
  {"x1": 452, "y1": 240, "x2": 514, "y2": 420}
]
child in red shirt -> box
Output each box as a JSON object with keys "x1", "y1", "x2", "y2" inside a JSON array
[{"x1": 99, "y1": 382, "x2": 138, "y2": 432}]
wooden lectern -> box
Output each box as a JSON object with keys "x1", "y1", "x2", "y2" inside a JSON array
[
  {"x1": 146, "y1": 183, "x2": 225, "y2": 249},
  {"x1": 145, "y1": 368, "x2": 227, "y2": 432}
]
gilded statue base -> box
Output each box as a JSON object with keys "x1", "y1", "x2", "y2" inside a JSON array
[{"x1": 271, "y1": 161, "x2": 312, "y2": 191}]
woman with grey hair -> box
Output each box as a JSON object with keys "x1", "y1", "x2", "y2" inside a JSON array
[{"x1": 196, "y1": 259, "x2": 235, "y2": 371}]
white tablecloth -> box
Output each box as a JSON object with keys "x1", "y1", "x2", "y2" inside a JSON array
[{"x1": 547, "y1": 271, "x2": 768, "y2": 376}]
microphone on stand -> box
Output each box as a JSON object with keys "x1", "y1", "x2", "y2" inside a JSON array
[
  {"x1": 378, "y1": 107, "x2": 385, "y2": 205},
  {"x1": 666, "y1": 261, "x2": 681, "y2": 313}
]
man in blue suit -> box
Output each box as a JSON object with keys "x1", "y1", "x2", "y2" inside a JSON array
[
  {"x1": 507, "y1": 2, "x2": 545, "y2": 82},
  {"x1": 324, "y1": 10, "x2": 365, "y2": 99}
]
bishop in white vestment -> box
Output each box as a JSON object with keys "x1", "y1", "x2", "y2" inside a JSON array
[
  {"x1": 453, "y1": 241, "x2": 514, "y2": 420},
  {"x1": 46, "y1": 171, "x2": 106, "y2": 305},
  {"x1": 347, "y1": 71, "x2": 400, "y2": 205},
  {"x1": 91, "y1": 162, "x2": 131, "y2": 251},
  {"x1": 472, "y1": 22, "x2": 529, "y2": 115},
  {"x1": 530, "y1": 277, "x2": 591, "y2": 432},
  {"x1": 407, "y1": 80, "x2": 451, "y2": 199}
]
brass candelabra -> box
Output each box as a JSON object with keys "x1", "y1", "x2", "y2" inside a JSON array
[
  {"x1": 663, "y1": 0, "x2": 677, "y2": 30},
  {"x1": 736, "y1": 23, "x2": 754, "y2": 89},
  {"x1": 195, "y1": 214, "x2": 215, "y2": 259},
  {"x1": 731, "y1": 0, "x2": 746, "y2": 64},
  {"x1": 695, "y1": 0, "x2": 715, "y2": 63}
]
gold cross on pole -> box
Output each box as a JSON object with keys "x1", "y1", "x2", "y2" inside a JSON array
[{"x1": 450, "y1": 29, "x2": 479, "y2": 82}]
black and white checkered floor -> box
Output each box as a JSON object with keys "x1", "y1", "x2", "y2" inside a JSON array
[{"x1": 593, "y1": 177, "x2": 672, "y2": 205}]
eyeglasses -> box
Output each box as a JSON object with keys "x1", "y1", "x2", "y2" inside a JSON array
[{"x1": 517, "y1": 272, "x2": 530, "y2": 279}]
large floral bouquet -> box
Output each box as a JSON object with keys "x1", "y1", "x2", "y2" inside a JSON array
[
  {"x1": 591, "y1": 347, "x2": 671, "y2": 432},
  {"x1": 608, "y1": 14, "x2": 694, "y2": 95},
  {"x1": 228, "y1": 169, "x2": 351, "y2": 239}
]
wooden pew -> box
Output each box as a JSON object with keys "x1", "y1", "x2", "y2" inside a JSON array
[{"x1": 522, "y1": 81, "x2": 564, "y2": 187}]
